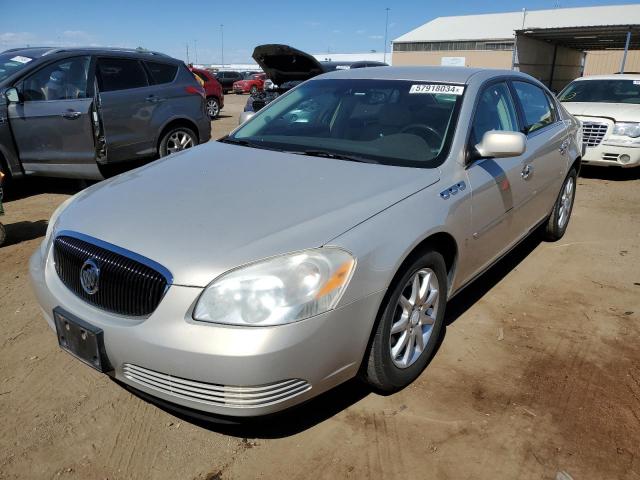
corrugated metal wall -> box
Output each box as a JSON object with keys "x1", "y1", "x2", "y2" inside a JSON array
[{"x1": 584, "y1": 50, "x2": 640, "y2": 75}]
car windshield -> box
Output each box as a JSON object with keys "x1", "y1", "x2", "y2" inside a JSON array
[
  {"x1": 558, "y1": 79, "x2": 640, "y2": 104},
  {"x1": 228, "y1": 79, "x2": 464, "y2": 168},
  {"x1": 0, "y1": 53, "x2": 35, "y2": 82}
]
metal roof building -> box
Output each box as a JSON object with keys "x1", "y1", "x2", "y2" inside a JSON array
[{"x1": 393, "y1": 5, "x2": 640, "y2": 90}]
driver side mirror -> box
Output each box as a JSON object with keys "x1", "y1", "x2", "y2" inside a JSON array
[
  {"x1": 5, "y1": 87, "x2": 20, "y2": 104},
  {"x1": 475, "y1": 131, "x2": 526, "y2": 159}
]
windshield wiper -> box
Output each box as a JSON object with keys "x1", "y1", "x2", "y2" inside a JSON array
[
  {"x1": 290, "y1": 149, "x2": 378, "y2": 164},
  {"x1": 219, "y1": 136, "x2": 284, "y2": 152}
]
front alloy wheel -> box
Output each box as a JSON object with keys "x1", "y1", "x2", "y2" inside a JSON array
[
  {"x1": 364, "y1": 250, "x2": 447, "y2": 392},
  {"x1": 390, "y1": 268, "x2": 439, "y2": 368}
]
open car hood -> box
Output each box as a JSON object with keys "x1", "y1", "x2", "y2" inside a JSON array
[{"x1": 252, "y1": 44, "x2": 324, "y2": 86}]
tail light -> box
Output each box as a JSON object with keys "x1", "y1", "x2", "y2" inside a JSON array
[{"x1": 185, "y1": 85, "x2": 205, "y2": 98}]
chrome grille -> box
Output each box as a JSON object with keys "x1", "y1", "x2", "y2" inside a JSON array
[
  {"x1": 581, "y1": 121, "x2": 608, "y2": 147},
  {"x1": 123, "y1": 364, "x2": 311, "y2": 408},
  {"x1": 53, "y1": 234, "x2": 169, "y2": 316}
]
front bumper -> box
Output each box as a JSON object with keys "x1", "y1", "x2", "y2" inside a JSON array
[
  {"x1": 29, "y1": 244, "x2": 383, "y2": 417},
  {"x1": 582, "y1": 143, "x2": 640, "y2": 168}
]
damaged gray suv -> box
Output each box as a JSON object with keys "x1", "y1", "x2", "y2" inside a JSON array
[
  {"x1": 30, "y1": 66, "x2": 581, "y2": 418},
  {"x1": 0, "y1": 47, "x2": 211, "y2": 181}
]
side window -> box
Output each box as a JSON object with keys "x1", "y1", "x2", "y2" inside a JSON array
[
  {"x1": 145, "y1": 61, "x2": 178, "y2": 84},
  {"x1": 471, "y1": 82, "x2": 519, "y2": 145},
  {"x1": 512, "y1": 81, "x2": 554, "y2": 134},
  {"x1": 21, "y1": 56, "x2": 90, "y2": 101},
  {"x1": 96, "y1": 58, "x2": 148, "y2": 92}
]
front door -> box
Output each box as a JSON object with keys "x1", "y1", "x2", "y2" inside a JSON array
[
  {"x1": 465, "y1": 81, "x2": 531, "y2": 276},
  {"x1": 8, "y1": 55, "x2": 101, "y2": 178}
]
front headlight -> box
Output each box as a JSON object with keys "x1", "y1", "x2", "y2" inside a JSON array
[
  {"x1": 193, "y1": 248, "x2": 355, "y2": 326},
  {"x1": 612, "y1": 122, "x2": 640, "y2": 138}
]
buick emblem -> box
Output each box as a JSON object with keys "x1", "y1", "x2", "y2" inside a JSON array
[{"x1": 80, "y1": 259, "x2": 100, "y2": 295}]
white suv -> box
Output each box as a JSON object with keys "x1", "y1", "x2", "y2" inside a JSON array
[{"x1": 559, "y1": 74, "x2": 640, "y2": 168}]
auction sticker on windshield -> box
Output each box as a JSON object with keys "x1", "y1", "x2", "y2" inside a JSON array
[
  {"x1": 10, "y1": 56, "x2": 32, "y2": 64},
  {"x1": 410, "y1": 84, "x2": 464, "y2": 95}
]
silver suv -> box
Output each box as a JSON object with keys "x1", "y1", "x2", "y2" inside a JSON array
[{"x1": 0, "y1": 47, "x2": 211, "y2": 181}]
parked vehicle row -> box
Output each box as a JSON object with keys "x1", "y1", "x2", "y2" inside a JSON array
[
  {"x1": 30, "y1": 64, "x2": 582, "y2": 418},
  {"x1": 0, "y1": 47, "x2": 211, "y2": 181},
  {"x1": 240, "y1": 44, "x2": 389, "y2": 123}
]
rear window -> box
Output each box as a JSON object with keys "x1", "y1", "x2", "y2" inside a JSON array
[
  {"x1": 96, "y1": 58, "x2": 148, "y2": 92},
  {"x1": 145, "y1": 61, "x2": 178, "y2": 84}
]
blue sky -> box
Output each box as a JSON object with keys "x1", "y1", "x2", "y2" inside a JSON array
[{"x1": 1, "y1": 0, "x2": 637, "y2": 63}]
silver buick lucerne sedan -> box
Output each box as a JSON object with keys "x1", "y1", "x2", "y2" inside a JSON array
[{"x1": 30, "y1": 67, "x2": 581, "y2": 417}]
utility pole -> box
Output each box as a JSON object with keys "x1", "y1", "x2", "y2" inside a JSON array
[
  {"x1": 186, "y1": 42, "x2": 190, "y2": 64},
  {"x1": 383, "y1": 7, "x2": 390, "y2": 64},
  {"x1": 220, "y1": 24, "x2": 224, "y2": 68},
  {"x1": 194, "y1": 39, "x2": 198, "y2": 64}
]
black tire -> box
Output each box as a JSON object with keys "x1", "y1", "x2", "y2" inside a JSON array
[
  {"x1": 543, "y1": 168, "x2": 577, "y2": 241},
  {"x1": 206, "y1": 97, "x2": 220, "y2": 119},
  {"x1": 250, "y1": 85, "x2": 258, "y2": 95},
  {"x1": 158, "y1": 127, "x2": 197, "y2": 158},
  {"x1": 0, "y1": 223, "x2": 6, "y2": 247},
  {"x1": 364, "y1": 250, "x2": 448, "y2": 392}
]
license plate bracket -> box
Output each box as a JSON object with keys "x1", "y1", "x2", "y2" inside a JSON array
[{"x1": 53, "y1": 307, "x2": 112, "y2": 373}]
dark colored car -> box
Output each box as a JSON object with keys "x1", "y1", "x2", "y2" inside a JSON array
[
  {"x1": 241, "y1": 44, "x2": 388, "y2": 119},
  {"x1": 215, "y1": 71, "x2": 244, "y2": 94},
  {"x1": 190, "y1": 67, "x2": 224, "y2": 119},
  {"x1": 0, "y1": 47, "x2": 211, "y2": 181},
  {"x1": 233, "y1": 73, "x2": 266, "y2": 95}
]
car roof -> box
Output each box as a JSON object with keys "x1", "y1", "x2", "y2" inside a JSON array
[
  {"x1": 1, "y1": 46, "x2": 177, "y2": 62},
  {"x1": 572, "y1": 74, "x2": 640, "y2": 81},
  {"x1": 316, "y1": 66, "x2": 534, "y2": 85}
]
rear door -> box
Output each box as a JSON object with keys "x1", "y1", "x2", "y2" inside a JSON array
[
  {"x1": 510, "y1": 80, "x2": 568, "y2": 227},
  {"x1": 96, "y1": 57, "x2": 157, "y2": 163},
  {"x1": 465, "y1": 81, "x2": 532, "y2": 275},
  {"x1": 7, "y1": 55, "x2": 100, "y2": 177}
]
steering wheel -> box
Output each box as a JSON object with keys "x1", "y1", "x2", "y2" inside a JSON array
[{"x1": 400, "y1": 123, "x2": 443, "y2": 146}]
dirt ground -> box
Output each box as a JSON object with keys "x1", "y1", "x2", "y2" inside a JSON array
[{"x1": 1, "y1": 93, "x2": 639, "y2": 480}]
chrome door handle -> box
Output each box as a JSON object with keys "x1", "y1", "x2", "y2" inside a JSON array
[
  {"x1": 61, "y1": 111, "x2": 81, "y2": 120},
  {"x1": 521, "y1": 164, "x2": 533, "y2": 180}
]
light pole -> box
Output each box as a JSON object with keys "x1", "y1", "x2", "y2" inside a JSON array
[
  {"x1": 383, "y1": 7, "x2": 390, "y2": 64},
  {"x1": 194, "y1": 39, "x2": 198, "y2": 65},
  {"x1": 220, "y1": 24, "x2": 224, "y2": 68}
]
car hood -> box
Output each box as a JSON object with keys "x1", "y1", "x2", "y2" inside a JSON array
[
  {"x1": 55, "y1": 142, "x2": 440, "y2": 287},
  {"x1": 252, "y1": 44, "x2": 324, "y2": 86},
  {"x1": 562, "y1": 102, "x2": 640, "y2": 122}
]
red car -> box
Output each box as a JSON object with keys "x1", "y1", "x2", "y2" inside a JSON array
[
  {"x1": 189, "y1": 67, "x2": 224, "y2": 119},
  {"x1": 233, "y1": 73, "x2": 266, "y2": 95}
]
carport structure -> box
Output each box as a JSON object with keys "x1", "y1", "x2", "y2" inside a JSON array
[
  {"x1": 393, "y1": 4, "x2": 640, "y2": 91},
  {"x1": 513, "y1": 6, "x2": 640, "y2": 91}
]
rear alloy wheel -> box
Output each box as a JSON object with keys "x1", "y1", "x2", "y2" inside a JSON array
[
  {"x1": 544, "y1": 168, "x2": 577, "y2": 241},
  {"x1": 206, "y1": 97, "x2": 220, "y2": 119},
  {"x1": 159, "y1": 127, "x2": 197, "y2": 157},
  {"x1": 364, "y1": 250, "x2": 447, "y2": 392}
]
